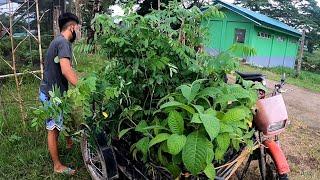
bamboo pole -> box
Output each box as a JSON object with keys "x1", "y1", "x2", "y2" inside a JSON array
[
  {"x1": 35, "y1": 0, "x2": 44, "y2": 79},
  {"x1": 8, "y1": 0, "x2": 26, "y2": 124},
  {"x1": 0, "y1": 70, "x2": 41, "y2": 79}
]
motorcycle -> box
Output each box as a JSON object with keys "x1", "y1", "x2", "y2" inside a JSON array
[{"x1": 235, "y1": 71, "x2": 290, "y2": 180}]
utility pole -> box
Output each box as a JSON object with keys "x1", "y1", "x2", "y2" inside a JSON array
[{"x1": 296, "y1": 29, "x2": 305, "y2": 77}]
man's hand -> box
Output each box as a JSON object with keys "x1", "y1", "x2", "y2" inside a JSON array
[{"x1": 60, "y1": 58, "x2": 78, "y2": 86}]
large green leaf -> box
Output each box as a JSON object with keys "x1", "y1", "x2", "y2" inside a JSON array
[
  {"x1": 160, "y1": 101, "x2": 195, "y2": 114},
  {"x1": 182, "y1": 131, "x2": 212, "y2": 175},
  {"x1": 167, "y1": 134, "x2": 187, "y2": 155},
  {"x1": 222, "y1": 107, "x2": 250, "y2": 122},
  {"x1": 149, "y1": 133, "x2": 170, "y2": 148},
  {"x1": 167, "y1": 110, "x2": 184, "y2": 134},
  {"x1": 199, "y1": 111, "x2": 220, "y2": 141}
]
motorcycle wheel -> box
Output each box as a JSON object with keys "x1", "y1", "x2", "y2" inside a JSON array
[{"x1": 81, "y1": 129, "x2": 108, "y2": 180}]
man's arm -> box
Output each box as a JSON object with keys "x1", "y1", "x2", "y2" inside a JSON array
[{"x1": 60, "y1": 58, "x2": 78, "y2": 86}]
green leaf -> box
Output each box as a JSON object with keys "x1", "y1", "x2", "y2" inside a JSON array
[
  {"x1": 178, "y1": 84, "x2": 192, "y2": 102},
  {"x1": 182, "y1": 131, "x2": 211, "y2": 175},
  {"x1": 118, "y1": 127, "x2": 134, "y2": 139},
  {"x1": 204, "y1": 164, "x2": 216, "y2": 180},
  {"x1": 135, "y1": 120, "x2": 148, "y2": 133},
  {"x1": 206, "y1": 140, "x2": 214, "y2": 164},
  {"x1": 172, "y1": 153, "x2": 182, "y2": 164},
  {"x1": 197, "y1": 87, "x2": 222, "y2": 98},
  {"x1": 167, "y1": 134, "x2": 187, "y2": 155},
  {"x1": 199, "y1": 111, "x2": 220, "y2": 141},
  {"x1": 168, "y1": 110, "x2": 184, "y2": 134},
  {"x1": 191, "y1": 113, "x2": 202, "y2": 123},
  {"x1": 158, "y1": 146, "x2": 168, "y2": 166},
  {"x1": 166, "y1": 163, "x2": 181, "y2": 178},
  {"x1": 252, "y1": 83, "x2": 268, "y2": 92},
  {"x1": 220, "y1": 122, "x2": 234, "y2": 133},
  {"x1": 160, "y1": 101, "x2": 195, "y2": 114},
  {"x1": 136, "y1": 137, "x2": 150, "y2": 162},
  {"x1": 222, "y1": 107, "x2": 249, "y2": 122},
  {"x1": 215, "y1": 148, "x2": 226, "y2": 161},
  {"x1": 149, "y1": 133, "x2": 170, "y2": 148},
  {"x1": 216, "y1": 133, "x2": 230, "y2": 152}
]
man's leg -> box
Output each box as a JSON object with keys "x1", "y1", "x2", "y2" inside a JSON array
[{"x1": 48, "y1": 129, "x2": 75, "y2": 174}]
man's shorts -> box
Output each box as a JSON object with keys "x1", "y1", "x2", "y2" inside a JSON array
[{"x1": 39, "y1": 91, "x2": 63, "y2": 131}]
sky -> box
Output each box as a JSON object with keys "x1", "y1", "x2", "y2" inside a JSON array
[{"x1": 224, "y1": 0, "x2": 320, "y2": 6}]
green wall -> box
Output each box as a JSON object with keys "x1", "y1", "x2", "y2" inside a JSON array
[{"x1": 204, "y1": 7, "x2": 300, "y2": 68}]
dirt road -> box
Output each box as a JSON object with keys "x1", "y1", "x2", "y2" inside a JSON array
[
  {"x1": 267, "y1": 80, "x2": 320, "y2": 129},
  {"x1": 266, "y1": 79, "x2": 320, "y2": 180}
]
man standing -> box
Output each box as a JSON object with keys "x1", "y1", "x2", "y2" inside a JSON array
[{"x1": 39, "y1": 12, "x2": 79, "y2": 175}]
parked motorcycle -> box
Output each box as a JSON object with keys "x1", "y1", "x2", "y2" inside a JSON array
[{"x1": 235, "y1": 71, "x2": 290, "y2": 180}]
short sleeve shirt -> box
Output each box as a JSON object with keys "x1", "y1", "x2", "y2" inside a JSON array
[{"x1": 40, "y1": 35, "x2": 72, "y2": 96}]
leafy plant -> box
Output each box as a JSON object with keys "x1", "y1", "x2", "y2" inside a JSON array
[{"x1": 33, "y1": 1, "x2": 258, "y2": 179}]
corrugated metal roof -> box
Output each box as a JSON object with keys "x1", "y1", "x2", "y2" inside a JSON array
[{"x1": 214, "y1": 0, "x2": 302, "y2": 37}]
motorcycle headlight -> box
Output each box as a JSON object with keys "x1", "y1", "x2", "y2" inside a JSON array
[
  {"x1": 262, "y1": 79, "x2": 267, "y2": 86},
  {"x1": 268, "y1": 120, "x2": 286, "y2": 132}
]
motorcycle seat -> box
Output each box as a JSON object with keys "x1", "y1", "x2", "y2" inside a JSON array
[{"x1": 236, "y1": 71, "x2": 265, "y2": 82}]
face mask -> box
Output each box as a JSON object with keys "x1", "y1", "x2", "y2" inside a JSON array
[{"x1": 70, "y1": 29, "x2": 77, "y2": 43}]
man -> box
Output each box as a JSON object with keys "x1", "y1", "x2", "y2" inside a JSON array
[{"x1": 39, "y1": 12, "x2": 79, "y2": 175}]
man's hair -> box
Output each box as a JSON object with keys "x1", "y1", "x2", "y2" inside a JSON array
[{"x1": 58, "y1": 12, "x2": 79, "y2": 32}]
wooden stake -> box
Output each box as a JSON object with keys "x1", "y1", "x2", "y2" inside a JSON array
[
  {"x1": 35, "y1": 0, "x2": 44, "y2": 79},
  {"x1": 8, "y1": 0, "x2": 26, "y2": 124},
  {"x1": 158, "y1": 0, "x2": 161, "y2": 10},
  {"x1": 296, "y1": 29, "x2": 305, "y2": 76}
]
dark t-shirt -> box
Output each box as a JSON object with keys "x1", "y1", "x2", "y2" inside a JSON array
[{"x1": 40, "y1": 35, "x2": 72, "y2": 96}]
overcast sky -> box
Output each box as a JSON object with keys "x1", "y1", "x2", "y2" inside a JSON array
[{"x1": 224, "y1": 0, "x2": 320, "y2": 5}]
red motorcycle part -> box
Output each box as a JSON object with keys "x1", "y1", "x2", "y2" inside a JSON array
[{"x1": 263, "y1": 139, "x2": 290, "y2": 175}]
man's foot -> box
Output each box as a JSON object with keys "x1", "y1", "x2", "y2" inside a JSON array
[
  {"x1": 66, "y1": 137, "x2": 73, "y2": 150},
  {"x1": 54, "y1": 164, "x2": 76, "y2": 175}
]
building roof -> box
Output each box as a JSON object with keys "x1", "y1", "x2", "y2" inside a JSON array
[{"x1": 214, "y1": 0, "x2": 302, "y2": 37}]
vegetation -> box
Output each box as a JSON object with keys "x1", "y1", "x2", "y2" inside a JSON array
[{"x1": 32, "y1": 2, "x2": 259, "y2": 178}]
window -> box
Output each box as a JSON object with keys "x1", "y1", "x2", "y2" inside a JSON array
[
  {"x1": 258, "y1": 32, "x2": 271, "y2": 39},
  {"x1": 234, "y1": 29, "x2": 246, "y2": 43},
  {"x1": 276, "y1": 36, "x2": 285, "y2": 42}
]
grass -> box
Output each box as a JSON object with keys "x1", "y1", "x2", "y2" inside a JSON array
[
  {"x1": 0, "y1": 51, "x2": 104, "y2": 179},
  {"x1": 238, "y1": 64, "x2": 320, "y2": 93}
]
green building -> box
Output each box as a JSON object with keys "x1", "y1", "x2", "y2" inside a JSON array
[{"x1": 204, "y1": 0, "x2": 302, "y2": 68}]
